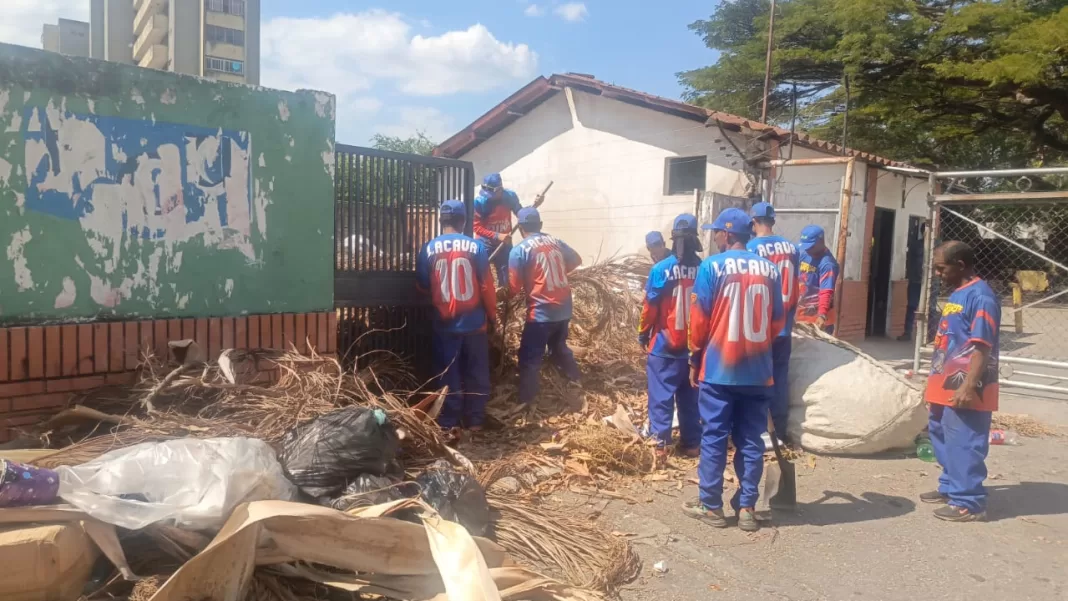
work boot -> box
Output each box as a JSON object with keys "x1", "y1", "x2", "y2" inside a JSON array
[
  {"x1": 683, "y1": 501, "x2": 727, "y2": 528},
  {"x1": 737, "y1": 508, "x2": 760, "y2": 532},
  {"x1": 919, "y1": 491, "x2": 948, "y2": 504},
  {"x1": 675, "y1": 445, "x2": 700, "y2": 459},
  {"x1": 933, "y1": 505, "x2": 986, "y2": 522}
]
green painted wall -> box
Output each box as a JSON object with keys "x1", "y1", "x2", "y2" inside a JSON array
[{"x1": 0, "y1": 43, "x2": 335, "y2": 325}]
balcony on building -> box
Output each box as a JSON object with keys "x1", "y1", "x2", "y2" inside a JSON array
[
  {"x1": 138, "y1": 43, "x2": 168, "y2": 71},
  {"x1": 133, "y1": 14, "x2": 168, "y2": 64},
  {"x1": 134, "y1": 0, "x2": 167, "y2": 38}
]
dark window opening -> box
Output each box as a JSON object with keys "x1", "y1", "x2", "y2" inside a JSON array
[{"x1": 664, "y1": 156, "x2": 707, "y2": 195}]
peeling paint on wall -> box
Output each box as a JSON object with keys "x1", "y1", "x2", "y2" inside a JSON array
[{"x1": 0, "y1": 43, "x2": 336, "y2": 325}]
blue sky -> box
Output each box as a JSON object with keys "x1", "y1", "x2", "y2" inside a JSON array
[{"x1": 5, "y1": 1, "x2": 719, "y2": 146}]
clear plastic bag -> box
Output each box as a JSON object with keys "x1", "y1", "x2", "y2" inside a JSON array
[{"x1": 56, "y1": 437, "x2": 296, "y2": 530}]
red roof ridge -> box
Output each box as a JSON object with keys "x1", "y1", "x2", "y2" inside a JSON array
[{"x1": 434, "y1": 73, "x2": 911, "y2": 168}]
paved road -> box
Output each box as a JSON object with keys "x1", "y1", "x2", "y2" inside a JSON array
[{"x1": 582, "y1": 391, "x2": 1068, "y2": 601}]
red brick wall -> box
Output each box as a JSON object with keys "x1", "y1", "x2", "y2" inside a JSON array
[
  {"x1": 889, "y1": 279, "x2": 910, "y2": 338},
  {"x1": 0, "y1": 312, "x2": 336, "y2": 442}
]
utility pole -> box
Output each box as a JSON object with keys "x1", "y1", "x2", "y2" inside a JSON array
[
  {"x1": 842, "y1": 74, "x2": 850, "y2": 152},
  {"x1": 760, "y1": 0, "x2": 777, "y2": 123}
]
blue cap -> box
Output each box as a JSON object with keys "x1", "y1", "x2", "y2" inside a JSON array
[
  {"x1": 517, "y1": 207, "x2": 542, "y2": 226},
  {"x1": 799, "y1": 225, "x2": 825, "y2": 250},
  {"x1": 672, "y1": 213, "x2": 698, "y2": 234},
  {"x1": 645, "y1": 231, "x2": 665, "y2": 246},
  {"x1": 750, "y1": 202, "x2": 775, "y2": 219},
  {"x1": 482, "y1": 173, "x2": 503, "y2": 188},
  {"x1": 439, "y1": 199, "x2": 466, "y2": 217},
  {"x1": 704, "y1": 207, "x2": 753, "y2": 234}
]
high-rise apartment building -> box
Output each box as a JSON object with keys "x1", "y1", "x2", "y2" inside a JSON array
[
  {"x1": 84, "y1": 0, "x2": 259, "y2": 85},
  {"x1": 41, "y1": 19, "x2": 91, "y2": 57}
]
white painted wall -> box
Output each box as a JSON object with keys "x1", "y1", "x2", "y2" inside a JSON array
[
  {"x1": 460, "y1": 89, "x2": 749, "y2": 262},
  {"x1": 875, "y1": 171, "x2": 929, "y2": 327}
]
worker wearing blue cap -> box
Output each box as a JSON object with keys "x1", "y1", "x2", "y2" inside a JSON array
[
  {"x1": 639, "y1": 215, "x2": 703, "y2": 459},
  {"x1": 797, "y1": 225, "x2": 840, "y2": 334},
  {"x1": 416, "y1": 200, "x2": 497, "y2": 436},
  {"x1": 474, "y1": 173, "x2": 523, "y2": 287},
  {"x1": 508, "y1": 207, "x2": 583, "y2": 407},
  {"x1": 747, "y1": 202, "x2": 800, "y2": 441},
  {"x1": 686, "y1": 207, "x2": 785, "y2": 532},
  {"x1": 645, "y1": 231, "x2": 669, "y2": 263}
]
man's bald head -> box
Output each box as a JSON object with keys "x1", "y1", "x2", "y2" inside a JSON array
[
  {"x1": 935, "y1": 241, "x2": 975, "y2": 268},
  {"x1": 933, "y1": 240, "x2": 975, "y2": 289}
]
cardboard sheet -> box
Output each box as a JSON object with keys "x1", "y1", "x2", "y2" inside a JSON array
[{"x1": 0, "y1": 522, "x2": 98, "y2": 601}]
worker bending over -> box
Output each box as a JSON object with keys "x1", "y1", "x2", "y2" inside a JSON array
[
  {"x1": 639, "y1": 214, "x2": 703, "y2": 459},
  {"x1": 797, "y1": 225, "x2": 839, "y2": 334},
  {"x1": 508, "y1": 208, "x2": 583, "y2": 407},
  {"x1": 473, "y1": 173, "x2": 523, "y2": 287},
  {"x1": 645, "y1": 231, "x2": 670, "y2": 263},
  {"x1": 923, "y1": 241, "x2": 1000, "y2": 522},
  {"x1": 415, "y1": 200, "x2": 497, "y2": 435},
  {"x1": 686, "y1": 208, "x2": 784, "y2": 532},
  {"x1": 747, "y1": 202, "x2": 800, "y2": 442}
]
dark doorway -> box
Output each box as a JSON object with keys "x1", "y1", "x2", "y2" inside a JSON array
[{"x1": 867, "y1": 208, "x2": 896, "y2": 336}]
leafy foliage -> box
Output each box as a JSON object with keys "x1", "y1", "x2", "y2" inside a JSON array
[
  {"x1": 370, "y1": 131, "x2": 438, "y2": 156},
  {"x1": 679, "y1": 0, "x2": 1068, "y2": 168}
]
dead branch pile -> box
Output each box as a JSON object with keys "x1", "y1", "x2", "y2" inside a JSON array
[{"x1": 564, "y1": 425, "x2": 658, "y2": 476}]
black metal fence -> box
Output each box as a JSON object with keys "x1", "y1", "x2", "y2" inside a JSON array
[{"x1": 333, "y1": 145, "x2": 474, "y2": 375}]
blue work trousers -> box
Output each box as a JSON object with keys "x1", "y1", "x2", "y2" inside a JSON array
[
  {"x1": 517, "y1": 320, "x2": 581, "y2": 404},
  {"x1": 770, "y1": 336, "x2": 792, "y2": 438},
  {"x1": 646, "y1": 354, "x2": 700, "y2": 449},
  {"x1": 433, "y1": 331, "x2": 491, "y2": 429},
  {"x1": 490, "y1": 243, "x2": 510, "y2": 287},
  {"x1": 698, "y1": 383, "x2": 772, "y2": 511},
  {"x1": 929, "y1": 404, "x2": 992, "y2": 512}
]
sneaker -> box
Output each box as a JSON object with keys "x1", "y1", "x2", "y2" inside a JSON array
[
  {"x1": 919, "y1": 491, "x2": 949, "y2": 504},
  {"x1": 682, "y1": 501, "x2": 728, "y2": 528},
  {"x1": 933, "y1": 505, "x2": 986, "y2": 522},
  {"x1": 737, "y1": 508, "x2": 760, "y2": 532}
]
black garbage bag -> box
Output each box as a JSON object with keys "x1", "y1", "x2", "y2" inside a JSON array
[
  {"x1": 280, "y1": 406, "x2": 401, "y2": 499},
  {"x1": 329, "y1": 474, "x2": 413, "y2": 511},
  {"x1": 416, "y1": 460, "x2": 492, "y2": 537}
]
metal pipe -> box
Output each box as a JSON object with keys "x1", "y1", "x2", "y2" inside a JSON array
[
  {"x1": 911, "y1": 369, "x2": 1068, "y2": 393},
  {"x1": 765, "y1": 157, "x2": 854, "y2": 167},
  {"x1": 1009, "y1": 369, "x2": 1066, "y2": 380},
  {"x1": 914, "y1": 172, "x2": 938, "y2": 372},
  {"x1": 941, "y1": 205, "x2": 1068, "y2": 273},
  {"x1": 932, "y1": 191, "x2": 1068, "y2": 203},
  {"x1": 884, "y1": 165, "x2": 930, "y2": 176},
  {"x1": 919, "y1": 347, "x2": 1068, "y2": 370},
  {"x1": 771, "y1": 207, "x2": 841, "y2": 214},
  {"x1": 760, "y1": 0, "x2": 777, "y2": 124},
  {"x1": 935, "y1": 167, "x2": 1068, "y2": 178}
]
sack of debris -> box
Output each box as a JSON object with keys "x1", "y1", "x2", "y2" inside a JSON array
[
  {"x1": 788, "y1": 324, "x2": 927, "y2": 455},
  {"x1": 417, "y1": 460, "x2": 492, "y2": 537},
  {"x1": 281, "y1": 406, "x2": 402, "y2": 499},
  {"x1": 56, "y1": 437, "x2": 296, "y2": 530},
  {"x1": 329, "y1": 474, "x2": 413, "y2": 511}
]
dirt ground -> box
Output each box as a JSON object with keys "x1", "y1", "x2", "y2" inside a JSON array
[{"x1": 568, "y1": 342, "x2": 1068, "y2": 601}]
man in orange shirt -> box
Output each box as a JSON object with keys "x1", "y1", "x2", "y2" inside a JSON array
[{"x1": 922, "y1": 241, "x2": 1000, "y2": 522}]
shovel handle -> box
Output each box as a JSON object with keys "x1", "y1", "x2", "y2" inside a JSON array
[
  {"x1": 767, "y1": 409, "x2": 788, "y2": 464},
  {"x1": 487, "y1": 181, "x2": 554, "y2": 263}
]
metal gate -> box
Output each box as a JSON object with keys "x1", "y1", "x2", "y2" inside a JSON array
[
  {"x1": 914, "y1": 167, "x2": 1068, "y2": 395},
  {"x1": 334, "y1": 145, "x2": 474, "y2": 374}
]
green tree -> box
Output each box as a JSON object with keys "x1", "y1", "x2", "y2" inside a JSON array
[
  {"x1": 679, "y1": 0, "x2": 1068, "y2": 169},
  {"x1": 369, "y1": 131, "x2": 437, "y2": 156}
]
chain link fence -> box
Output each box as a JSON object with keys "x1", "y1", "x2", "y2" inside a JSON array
[{"x1": 929, "y1": 200, "x2": 1068, "y2": 361}]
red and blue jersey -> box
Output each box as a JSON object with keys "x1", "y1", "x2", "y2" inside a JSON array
[
  {"x1": 747, "y1": 235, "x2": 800, "y2": 337},
  {"x1": 508, "y1": 233, "x2": 582, "y2": 323},
  {"x1": 416, "y1": 233, "x2": 497, "y2": 334},
  {"x1": 927, "y1": 278, "x2": 1000, "y2": 412},
  {"x1": 797, "y1": 251, "x2": 839, "y2": 325},
  {"x1": 688, "y1": 250, "x2": 785, "y2": 386},
  {"x1": 639, "y1": 254, "x2": 700, "y2": 359},
  {"x1": 473, "y1": 189, "x2": 522, "y2": 249}
]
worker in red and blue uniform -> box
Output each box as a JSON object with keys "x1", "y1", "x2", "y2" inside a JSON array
[
  {"x1": 645, "y1": 231, "x2": 670, "y2": 263},
  {"x1": 922, "y1": 241, "x2": 1000, "y2": 522},
  {"x1": 415, "y1": 200, "x2": 497, "y2": 434},
  {"x1": 508, "y1": 207, "x2": 583, "y2": 407},
  {"x1": 639, "y1": 215, "x2": 703, "y2": 458},
  {"x1": 474, "y1": 173, "x2": 523, "y2": 287},
  {"x1": 797, "y1": 225, "x2": 839, "y2": 334},
  {"x1": 747, "y1": 202, "x2": 800, "y2": 440},
  {"x1": 685, "y1": 208, "x2": 785, "y2": 532}
]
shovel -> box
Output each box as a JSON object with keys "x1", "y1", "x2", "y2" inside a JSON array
[{"x1": 762, "y1": 411, "x2": 797, "y2": 510}]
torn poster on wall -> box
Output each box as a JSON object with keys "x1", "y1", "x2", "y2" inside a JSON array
[{"x1": 21, "y1": 106, "x2": 257, "y2": 307}]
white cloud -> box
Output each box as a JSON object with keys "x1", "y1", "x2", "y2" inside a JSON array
[
  {"x1": 0, "y1": 0, "x2": 89, "y2": 49},
  {"x1": 554, "y1": 3, "x2": 589, "y2": 23},
  {"x1": 377, "y1": 106, "x2": 456, "y2": 143},
  {"x1": 524, "y1": 4, "x2": 545, "y2": 17}
]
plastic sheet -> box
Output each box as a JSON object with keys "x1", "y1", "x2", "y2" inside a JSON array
[
  {"x1": 329, "y1": 474, "x2": 412, "y2": 511},
  {"x1": 280, "y1": 406, "x2": 401, "y2": 499},
  {"x1": 56, "y1": 437, "x2": 296, "y2": 530},
  {"x1": 417, "y1": 460, "x2": 492, "y2": 537}
]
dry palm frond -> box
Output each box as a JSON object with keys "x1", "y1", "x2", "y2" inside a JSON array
[
  {"x1": 566, "y1": 425, "x2": 657, "y2": 476},
  {"x1": 488, "y1": 492, "x2": 641, "y2": 593},
  {"x1": 992, "y1": 413, "x2": 1062, "y2": 438}
]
